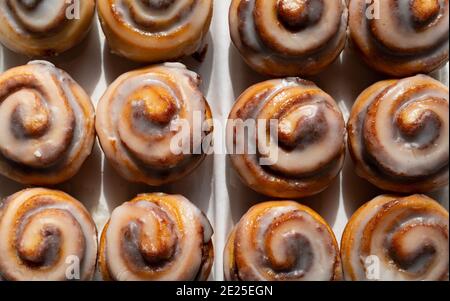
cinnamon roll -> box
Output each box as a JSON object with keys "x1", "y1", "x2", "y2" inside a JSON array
[
  {"x1": 98, "y1": 193, "x2": 214, "y2": 281},
  {"x1": 97, "y1": 0, "x2": 213, "y2": 63},
  {"x1": 341, "y1": 194, "x2": 449, "y2": 281},
  {"x1": 0, "y1": 0, "x2": 95, "y2": 57},
  {"x1": 96, "y1": 63, "x2": 213, "y2": 186},
  {"x1": 224, "y1": 201, "x2": 342, "y2": 281},
  {"x1": 229, "y1": 0, "x2": 348, "y2": 77},
  {"x1": 348, "y1": 75, "x2": 449, "y2": 193},
  {"x1": 349, "y1": 0, "x2": 449, "y2": 77},
  {"x1": 226, "y1": 78, "x2": 345, "y2": 198},
  {"x1": 0, "y1": 188, "x2": 98, "y2": 281},
  {"x1": 0, "y1": 61, "x2": 95, "y2": 185}
]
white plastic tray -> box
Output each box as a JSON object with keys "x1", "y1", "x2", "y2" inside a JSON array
[{"x1": 0, "y1": 0, "x2": 448, "y2": 281}]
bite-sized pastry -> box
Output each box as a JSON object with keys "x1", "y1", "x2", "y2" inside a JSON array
[
  {"x1": 348, "y1": 75, "x2": 449, "y2": 193},
  {"x1": 229, "y1": 0, "x2": 348, "y2": 76},
  {"x1": 349, "y1": 0, "x2": 449, "y2": 77},
  {"x1": 0, "y1": 188, "x2": 98, "y2": 281},
  {"x1": 97, "y1": 0, "x2": 213, "y2": 62},
  {"x1": 227, "y1": 78, "x2": 345, "y2": 198},
  {"x1": 0, "y1": 61, "x2": 95, "y2": 185},
  {"x1": 96, "y1": 63, "x2": 213, "y2": 186},
  {"x1": 341, "y1": 194, "x2": 449, "y2": 281},
  {"x1": 0, "y1": 0, "x2": 95, "y2": 57},
  {"x1": 98, "y1": 193, "x2": 214, "y2": 281},
  {"x1": 224, "y1": 201, "x2": 341, "y2": 281}
]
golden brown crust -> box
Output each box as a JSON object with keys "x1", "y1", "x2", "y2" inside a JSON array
[
  {"x1": 98, "y1": 0, "x2": 213, "y2": 62},
  {"x1": 347, "y1": 74, "x2": 449, "y2": 193},
  {"x1": 98, "y1": 220, "x2": 112, "y2": 281},
  {"x1": 348, "y1": 0, "x2": 449, "y2": 77},
  {"x1": 0, "y1": 0, "x2": 95, "y2": 57},
  {"x1": 224, "y1": 201, "x2": 341, "y2": 281},
  {"x1": 96, "y1": 63, "x2": 213, "y2": 186},
  {"x1": 229, "y1": 0, "x2": 348, "y2": 76},
  {"x1": 0, "y1": 61, "x2": 95, "y2": 185},
  {"x1": 341, "y1": 194, "x2": 449, "y2": 281},
  {"x1": 0, "y1": 188, "x2": 98, "y2": 281},
  {"x1": 227, "y1": 78, "x2": 345, "y2": 198},
  {"x1": 98, "y1": 193, "x2": 214, "y2": 281}
]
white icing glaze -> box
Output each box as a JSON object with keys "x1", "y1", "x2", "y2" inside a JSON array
[
  {"x1": 96, "y1": 63, "x2": 211, "y2": 185},
  {"x1": 372, "y1": 0, "x2": 449, "y2": 52},
  {"x1": 229, "y1": 0, "x2": 348, "y2": 76},
  {"x1": 0, "y1": 188, "x2": 97, "y2": 281},
  {"x1": 0, "y1": 61, "x2": 95, "y2": 185},
  {"x1": 349, "y1": 0, "x2": 449, "y2": 76},
  {"x1": 373, "y1": 83, "x2": 449, "y2": 176},
  {"x1": 101, "y1": 193, "x2": 213, "y2": 281},
  {"x1": 342, "y1": 194, "x2": 449, "y2": 281},
  {"x1": 224, "y1": 201, "x2": 340, "y2": 281},
  {"x1": 348, "y1": 75, "x2": 449, "y2": 193},
  {"x1": 0, "y1": 0, "x2": 95, "y2": 56},
  {"x1": 227, "y1": 78, "x2": 345, "y2": 198},
  {"x1": 98, "y1": 0, "x2": 212, "y2": 62}
]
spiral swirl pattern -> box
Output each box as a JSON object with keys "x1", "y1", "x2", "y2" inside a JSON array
[
  {"x1": 348, "y1": 75, "x2": 449, "y2": 193},
  {"x1": 224, "y1": 201, "x2": 341, "y2": 281},
  {"x1": 0, "y1": 188, "x2": 98, "y2": 281},
  {"x1": 227, "y1": 78, "x2": 345, "y2": 198},
  {"x1": 0, "y1": 0, "x2": 95, "y2": 56},
  {"x1": 0, "y1": 61, "x2": 95, "y2": 185},
  {"x1": 97, "y1": 0, "x2": 213, "y2": 62},
  {"x1": 229, "y1": 0, "x2": 348, "y2": 76},
  {"x1": 98, "y1": 193, "x2": 214, "y2": 281},
  {"x1": 349, "y1": 0, "x2": 449, "y2": 76},
  {"x1": 96, "y1": 63, "x2": 212, "y2": 186},
  {"x1": 341, "y1": 194, "x2": 449, "y2": 281}
]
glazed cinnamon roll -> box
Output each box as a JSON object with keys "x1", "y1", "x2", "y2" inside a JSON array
[
  {"x1": 98, "y1": 193, "x2": 214, "y2": 281},
  {"x1": 97, "y1": 0, "x2": 213, "y2": 62},
  {"x1": 224, "y1": 201, "x2": 341, "y2": 281},
  {"x1": 0, "y1": 188, "x2": 98, "y2": 281},
  {"x1": 0, "y1": 61, "x2": 95, "y2": 185},
  {"x1": 0, "y1": 0, "x2": 95, "y2": 57},
  {"x1": 226, "y1": 78, "x2": 345, "y2": 198},
  {"x1": 96, "y1": 63, "x2": 212, "y2": 186},
  {"x1": 229, "y1": 0, "x2": 348, "y2": 77},
  {"x1": 349, "y1": 0, "x2": 449, "y2": 77},
  {"x1": 348, "y1": 75, "x2": 449, "y2": 193},
  {"x1": 341, "y1": 194, "x2": 449, "y2": 281}
]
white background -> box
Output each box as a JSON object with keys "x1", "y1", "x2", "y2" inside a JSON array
[{"x1": 0, "y1": 0, "x2": 448, "y2": 281}]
